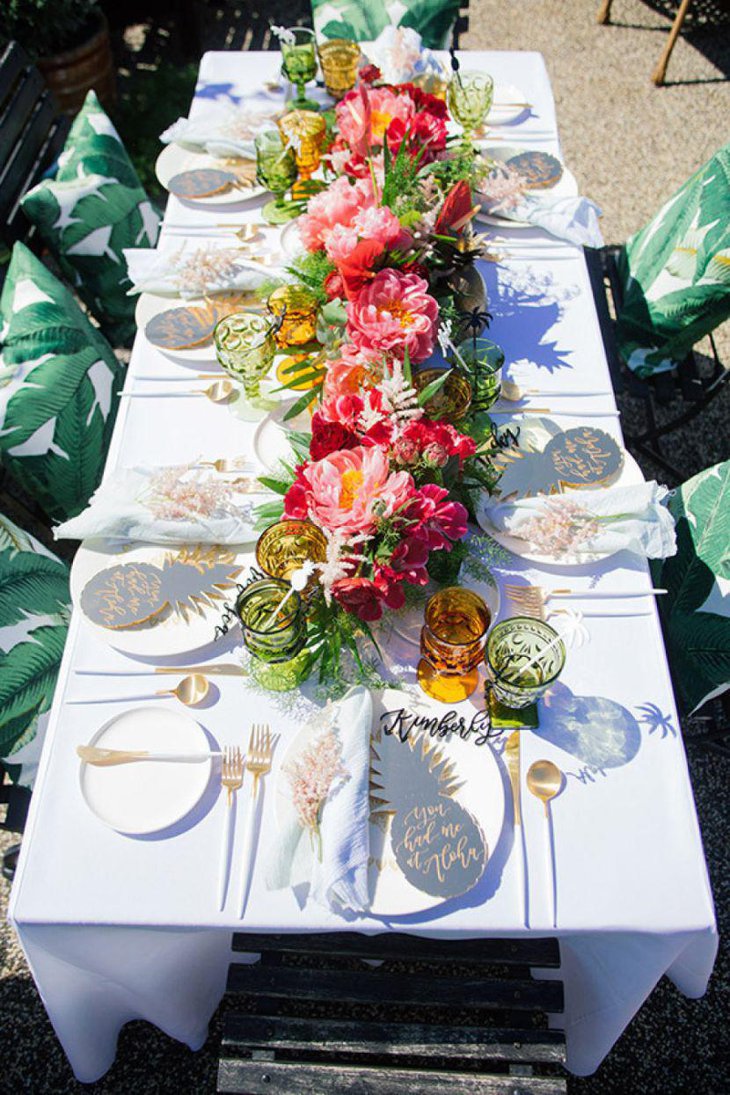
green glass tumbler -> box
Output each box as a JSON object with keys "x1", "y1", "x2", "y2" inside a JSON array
[
  {"x1": 280, "y1": 27, "x2": 319, "y2": 112},
  {"x1": 453, "y1": 337, "x2": 504, "y2": 412},
  {"x1": 447, "y1": 71, "x2": 494, "y2": 142},
  {"x1": 255, "y1": 129, "x2": 298, "y2": 225},
  {"x1": 235, "y1": 578, "x2": 307, "y2": 664},
  {"x1": 485, "y1": 617, "x2": 565, "y2": 709}
]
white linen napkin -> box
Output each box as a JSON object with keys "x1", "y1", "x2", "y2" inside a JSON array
[
  {"x1": 266, "y1": 686, "x2": 373, "y2": 915},
  {"x1": 123, "y1": 243, "x2": 276, "y2": 298},
  {"x1": 480, "y1": 193, "x2": 604, "y2": 248},
  {"x1": 477, "y1": 481, "x2": 677, "y2": 560},
  {"x1": 160, "y1": 104, "x2": 279, "y2": 160},
  {"x1": 53, "y1": 464, "x2": 267, "y2": 545}
]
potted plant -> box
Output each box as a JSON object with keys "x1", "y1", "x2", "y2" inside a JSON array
[{"x1": 0, "y1": 0, "x2": 115, "y2": 115}]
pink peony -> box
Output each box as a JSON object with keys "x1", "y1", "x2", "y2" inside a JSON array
[
  {"x1": 298, "y1": 176, "x2": 374, "y2": 252},
  {"x1": 346, "y1": 269, "x2": 438, "y2": 363},
  {"x1": 408, "y1": 483, "x2": 469, "y2": 550},
  {"x1": 336, "y1": 85, "x2": 413, "y2": 151},
  {"x1": 288, "y1": 445, "x2": 415, "y2": 537}
]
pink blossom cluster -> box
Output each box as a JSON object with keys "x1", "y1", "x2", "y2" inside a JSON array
[{"x1": 286, "y1": 729, "x2": 347, "y2": 833}]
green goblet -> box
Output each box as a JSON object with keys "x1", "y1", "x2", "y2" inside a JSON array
[
  {"x1": 214, "y1": 310, "x2": 276, "y2": 420},
  {"x1": 255, "y1": 129, "x2": 298, "y2": 225},
  {"x1": 485, "y1": 617, "x2": 566, "y2": 710},
  {"x1": 280, "y1": 27, "x2": 319, "y2": 112},
  {"x1": 452, "y1": 337, "x2": 505, "y2": 412},
  {"x1": 447, "y1": 70, "x2": 494, "y2": 144}
]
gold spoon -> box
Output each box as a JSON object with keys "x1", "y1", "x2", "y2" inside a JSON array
[
  {"x1": 119, "y1": 380, "x2": 238, "y2": 405},
  {"x1": 526, "y1": 759, "x2": 563, "y2": 816},
  {"x1": 67, "y1": 674, "x2": 211, "y2": 707},
  {"x1": 157, "y1": 674, "x2": 211, "y2": 706},
  {"x1": 235, "y1": 224, "x2": 263, "y2": 244},
  {"x1": 196, "y1": 457, "x2": 251, "y2": 473},
  {"x1": 526, "y1": 759, "x2": 563, "y2": 929}
]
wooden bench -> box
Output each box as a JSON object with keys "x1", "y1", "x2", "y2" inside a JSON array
[{"x1": 219, "y1": 932, "x2": 567, "y2": 1094}]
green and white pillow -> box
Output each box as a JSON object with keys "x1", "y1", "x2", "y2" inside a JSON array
[
  {"x1": 0, "y1": 242, "x2": 124, "y2": 524},
  {"x1": 653, "y1": 461, "x2": 730, "y2": 715},
  {"x1": 311, "y1": 0, "x2": 461, "y2": 49},
  {"x1": 20, "y1": 91, "x2": 160, "y2": 346},
  {"x1": 616, "y1": 142, "x2": 730, "y2": 378},
  {"x1": 0, "y1": 512, "x2": 70, "y2": 788}
]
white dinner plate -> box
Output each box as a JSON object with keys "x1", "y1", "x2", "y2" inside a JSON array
[
  {"x1": 79, "y1": 706, "x2": 213, "y2": 834},
  {"x1": 477, "y1": 145, "x2": 578, "y2": 228},
  {"x1": 275, "y1": 693, "x2": 505, "y2": 917},
  {"x1": 253, "y1": 406, "x2": 311, "y2": 473},
  {"x1": 155, "y1": 143, "x2": 265, "y2": 205},
  {"x1": 135, "y1": 294, "x2": 219, "y2": 364},
  {"x1": 279, "y1": 218, "x2": 304, "y2": 260},
  {"x1": 71, "y1": 540, "x2": 248, "y2": 658}
]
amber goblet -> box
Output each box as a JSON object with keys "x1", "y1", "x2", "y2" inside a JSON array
[
  {"x1": 418, "y1": 586, "x2": 491, "y2": 703},
  {"x1": 267, "y1": 284, "x2": 319, "y2": 348},
  {"x1": 256, "y1": 519, "x2": 327, "y2": 597},
  {"x1": 414, "y1": 369, "x2": 473, "y2": 424},
  {"x1": 278, "y1": 110, "x2": 327, "y2": 201}
]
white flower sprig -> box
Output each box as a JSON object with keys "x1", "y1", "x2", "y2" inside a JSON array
[
  {"x1": 376, "y1": 360, "x2": 422, "y2": 424},
  {"x1": 271, "y1": 24, "x2": 296, "y2": 46},
  {"x1": 315, "y1": 529, "x2": 372, "y2": 604}
]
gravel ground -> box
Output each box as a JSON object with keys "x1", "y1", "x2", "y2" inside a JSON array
[{"x1": 1, "y1": 3, "x2": 729, "y2": 1091}]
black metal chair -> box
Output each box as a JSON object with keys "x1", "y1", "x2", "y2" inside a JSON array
[
  {"x1": 585, "y1": 244, "x2": 730, "y2": 482},
  {"x1": 219, "y1": 932, "x2": 566, "y2": 1094},
  {"x1": 0, "y1": 41, "x2": 70, "y2": 261}
]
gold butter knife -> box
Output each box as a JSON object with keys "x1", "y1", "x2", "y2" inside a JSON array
[
  {"x1": 154, "y1": 664, "x2": 246, "y2": 676},
  {"x1": 505, "y1": 730, "x2": 528, "y2": 927},
  {"x1": 77, "y1": 745, "x2": 221, "y2": 766}
]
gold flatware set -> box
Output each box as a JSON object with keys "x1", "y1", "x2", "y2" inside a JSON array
[{"x1": 506, "y1": 582, "x2": 666, "y2": 620}]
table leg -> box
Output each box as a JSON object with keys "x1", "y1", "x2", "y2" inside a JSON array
[{"x1": 653, "y1": 0, "x2": 693, "y2": 85}]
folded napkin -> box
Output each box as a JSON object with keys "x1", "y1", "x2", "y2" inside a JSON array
[
  {"x1": 266, "y1": 686, "x2": 372, "y2": 915},
  {"x1": 124, "y1": 244, "x2": 275, "y2": 298},
  {"x1": 366, "y1": 26, "x2": 444, "y2": 86},
  {"x1": 477, "y1": 481, "x2": 677, "y2": 560},
  {"x1": 54, "y1": 464, "x2": 267, "y2": 544},
  {"x1": 481, "y1": 192, "x2": 604, "y2": 248},
  {"x1": 160, "y1": 104, "x2": 279, "y2": 160}
]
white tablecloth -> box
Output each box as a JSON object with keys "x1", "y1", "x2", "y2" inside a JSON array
[{"x1": 9, "y1": 50, "x2": 717, "y2": 1083}]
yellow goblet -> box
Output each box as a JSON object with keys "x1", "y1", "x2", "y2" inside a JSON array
[
  {"x1": 317, "y1": 39, "x2": 361, "y2": 101},
  {"x1": 418, "y1": 586, "x2": 491, "y2": 703},
  {"x1": 256, "y1": 519, "x2": 327, "y2": 598},
  {"x1": 278, "y1": 110, "x2": 327, "y2": 201},
  {"x1": 267, "y1": 284, "x2": 319, "y2": 348}
]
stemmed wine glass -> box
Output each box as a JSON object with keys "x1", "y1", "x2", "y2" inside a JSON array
[{"x1": 279, "y1": 26, "x2": 319, "y2": 112}]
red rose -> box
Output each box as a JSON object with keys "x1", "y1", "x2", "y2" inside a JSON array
[
  {"x1": 324, "y1": 270, "x2": 346, "y2": 300},
  {"x1": 400, "y1": 83, "x2": 449, "y2": 119},
  {"x1": 283, "y1": 477, "x2": 309, "y2": 520},
  {"x1": 310, "y1": 413, "x2": 359, "y2": 460},
  {"x1": 359, "y1": 63, "x2": 382, "y2": 85},
  {"x1": 332, "y1": 576, "x2": 385, "y2": 621}
]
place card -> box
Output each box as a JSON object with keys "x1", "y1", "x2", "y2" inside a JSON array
[{"x1": 506, "y1": 150, "x2": 564, "y2": 190}]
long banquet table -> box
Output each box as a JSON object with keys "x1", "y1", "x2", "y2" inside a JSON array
[{"x1": 9, "y1": 49, "x2": 717, "y2": 1083}]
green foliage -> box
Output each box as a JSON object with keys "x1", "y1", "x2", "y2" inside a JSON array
[
  {"x1": 286, "y1": 251, "x2": 336, "y2": 307},
  {"x1": 0, "y1": 0, "x2": 100, "y2": 60}
]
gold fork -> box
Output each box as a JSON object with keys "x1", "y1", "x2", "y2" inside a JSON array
[
  {"x1": 238, "y1": 723, "x2": 273, "y2": 917},
  {"x1": 218, "y1": 745, "x2": 244, "y2": 910},
  {"x1": 506, "y1": 582, "x2": 667, "y2": 619}
]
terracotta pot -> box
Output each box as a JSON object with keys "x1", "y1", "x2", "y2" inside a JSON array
[{"x1": 37, "y1": 12, "x2": 116, "y2": 116}]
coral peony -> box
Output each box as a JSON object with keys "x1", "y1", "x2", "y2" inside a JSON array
[
  {"x1": 322, "y1": 347, "x2": 383, "y2": 403},
  {"x1": 346, "y1": 269, "x2": 438, "y2": 363},
  {"x1": 298, "y1": 176, "x2": 374, "y2": 252},
  {"x1": 285, "y1": 445, "x2": 415, "y2": 537},
  {"x1": 336, "y1": 85, "x2": 413, "y2": 151}
]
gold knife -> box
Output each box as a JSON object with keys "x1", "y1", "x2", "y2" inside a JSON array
[{"x1": 505, "y1": 730, "x2": 527, "y2": 926}]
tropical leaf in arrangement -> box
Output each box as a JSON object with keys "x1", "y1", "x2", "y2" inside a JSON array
[{"x1": 654, "y1": 461, "x2": 730, "y2": 714}]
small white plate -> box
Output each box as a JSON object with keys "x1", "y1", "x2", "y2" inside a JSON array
[
  {"x1": 71, "y1": 540, "x2": 249, "y2": 658},
  {"x1": 487, "y1": 82, "x2": 531, "y2": 126},
  {"x1": 253, "y1": 406, "x2": 311, "y2": 473},
  {"x1": 155, "y1": 143, "x2": 265, "y2": 205},
  {"x1": 477, "y1": 145, "x2": 578, "y2": 228},
  {"x1": 79, "y1": 706, "x2": 212, "y2": 834},
  {"x1": 275, "y1": 695, "x2": 505, "y2": 918}
]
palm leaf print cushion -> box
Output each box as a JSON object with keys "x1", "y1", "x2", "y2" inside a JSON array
[
  {"x1": 0, "y1": 243, "x2": 124, "y2": 523},
  {"x1": 20, "y1": 91, "x2": 161, "y2": 346},
  {"x1": 616, "y1": 142, "x2": 730, "y2": 377},
  {"x1": 652, "y1": 460, "x2": 730, "y2": 715},
  {"x1": 0, "y1": 512, "x2": 70, "y2": 787},
  {"x1": 311, "y1": 0, "x2": 461, "y2": 49}
]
